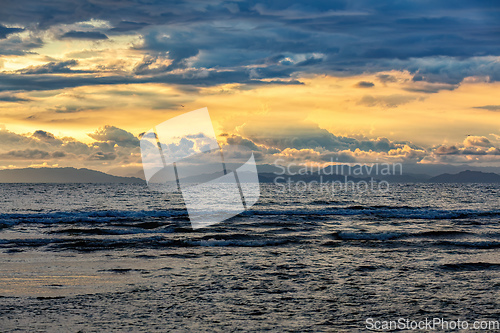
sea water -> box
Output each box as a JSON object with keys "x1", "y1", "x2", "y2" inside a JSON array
[{"x1": 0, "y1": 183, "x2": 498, "y2": 331}]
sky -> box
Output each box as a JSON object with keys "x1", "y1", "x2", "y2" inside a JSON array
[{"x1": 0, "y1": 0, "x2": 499, "y2": 176}]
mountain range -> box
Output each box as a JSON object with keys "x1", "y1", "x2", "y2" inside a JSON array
[
  {"x1": 428, "y1": 170, "x2": 500, "y2": 183},
  {"x1": 0, "y1": 167, "x2": 499, "y2": 184},
  {"x1": 0, "y1": 167, "x2": 145, "y2": 184}
]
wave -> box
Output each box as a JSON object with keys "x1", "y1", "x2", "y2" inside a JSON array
[
  {"x1": 333, "y1": 230, "x2": 498, "y2": 242},
  {"x1": 2, "y1": 228, "x2": 498, "y2": 251},
  {"x1": 334, "y1": 231, "x2": 404, "y2": 241},
  {"x1": 0, "y1": 209, "x2": 188, "y2": 226},
  {"x1": 0, "y1": 234, "x2": 301, "y2": 251},
  {"x1": 411, "y1": 230, "x2": 472, "y2": 237},
  {"x1": 439, "y1": 262, "x2": 500, "y2": 271},
  {"x1": 49, "y1": 226, "x2": 175, "y2": 236},
  {"x1": 325, "y1": 230, "x2": 500, "y2": 249},
  {"x1": 0, "y1": 206, "x2": 499, "y2": 227},
  {"x1": 242, "y1": 207, "x2": 500, "y2": 220},
  {"x1": 435, "y1": 240, "x2": 500, "y2": 249}
]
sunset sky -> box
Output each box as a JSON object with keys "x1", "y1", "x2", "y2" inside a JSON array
[{"x1": 0, "y1": 0, "x2": 499, "y2": 175}]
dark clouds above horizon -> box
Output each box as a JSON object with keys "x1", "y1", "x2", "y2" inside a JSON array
[
  {"x1": 0, "y1": 0, "x2": 500, "y2": 91},
  {"x1": 0, "y1": 0, "x2": 499, "y2": 170}
]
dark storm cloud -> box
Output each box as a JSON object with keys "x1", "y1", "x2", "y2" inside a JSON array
[
  {"x1": 0, "y1": 24, "x2": 23, "y2": 39},
  {"x1": 0, "y1": 73, "x2": 137, "y2": 91},
  {"x1": 0, "y1": 0, "x2": 228, "y2": 29},
  {"x1": 108, "y1": 21, "x2": 150, "y2": 32},
  {"x1": 0, "y1": 69, "x2": 303, "y2": 92},
  {"x1": 60, "y1": 31, "x2": 109, "y2": 40},
  {"x1": 1, "y1": 0, "x2": 500, "y2": 91},
  {"x1": 0, "y1": 34, "x2": 43, "y2": 56},
  {"x1": 133, "y1": 30, "x2": 200, "y2": 72},
  {"x1": 19, "y1": 60, "x2": 80, "y2": 74},
  {"x1": 0, "y1": 94, "x2": 31, "y2": 102},
  {"x1": 398, "y1": 57, "x2": 500, "y2": 84}
]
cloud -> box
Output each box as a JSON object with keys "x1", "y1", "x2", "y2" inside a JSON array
[
  {"x1": 0, "y1": 0, "x2": 498, "y2": 86},
  {"x1": 32, "y1": 130, "x2": 59, "y2": 142},
  {"x1": 429, "y1": 137, "x2": 500, "y2": 164},
  {"x1": 0, "y1": 1, "x2": 498, "y2": 91},
  {"x1": 0, "y1": 24, "x2": 23, "y2": 39},
  {"x1": 268, "y1": 144, "x2": 428, "y2": 165},
  {"x1": 60, "y1": 31, "x2": 108, "y2": 40},
  {"x1": 20, "y1": 60, "x2": 80, "y2": 74},
  {"x1": 88, "y1": 125, "x2": 140, "y2": 147},
  {"x1": 48, "y1": 105, "x2": 103, "y2": 113},
  {"x1": 358, "y1": 94, "x2": 419, "y2": 108},
  {"x1": 0, "y1": 129, "x2": 32, "y2": 146},
  {"x1": 355, "y1": 81, "x2": 375, "y2": 88},
  {"x1": 0, "y1": 127, "x2": 142, "y2": 170},
  {"x1": 0, "y1": 94, "x2": 31, "y2": 102},
  {"x1": 109, "y1": 21, "x2": 149, "y2": 33},
  {"x1": 239, "y1": 122, "x2": 352, "y2": 151},
  {"x1": 377, "y1": 74, "x2": 398, "y2": 84},
  {"x1": 226, "y1": 134, "x2": 280, "y2": 154},
  {"x1": 227, "y1": 127, "x2": 497, "y2": 166},
  {"x1": 463, "y1": 136, "x2": 493, "y2": 148},
  {"x1": 253, "y1": 4, "x2": 369, "y2": 20},
  {"x1": 226, "y1": 120, "x2": 429, "y2": 165},
  {"x1": 402, "y1": 81, "x2": 457, "y2": 94},
  {"x1": 226, "y1": 135, "x2": 262, "y2": 151},
  {"x1": 0, "y1": 121, "x2": 497, "y2": 170},
  {"x1": 0, "y1": 121, "x2": 423, "y2": 168},
  {"x1": 434, "y1": 145, "x2": 459, "y2": 155},
  {"x1": 393, "y1": 56, "x2": 500, "y2": 85},
  {"x1": 0, "y1": 1, "x2": 497, "y2": 172},
  {"x1": 1, "y1": 148, "x2": 51, "y2": 159},
  {"x1": 473, "y1": 105, "x2": 500, "y2": 112},
  {"x1": 134, "y1": 30, "x2": 200, "y2": 72},
  {"x1": 88, "y1": 151, "x2": 117, "y2": 160},
  {"x1": 0, "y1": 32, "x2": 43, "y2": 55}
]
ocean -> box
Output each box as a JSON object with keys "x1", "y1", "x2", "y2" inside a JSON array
[{"x1": 0, "y1": 183, "x2": 499, "y2": 332}]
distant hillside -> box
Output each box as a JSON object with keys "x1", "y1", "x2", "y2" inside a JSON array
[
  {"x1": 429, "y1": 170, "x2": 500, "y2": 183},
  {"x1": 13, "y1": 167, "x2": 496, "y2": 184},
  {"x1": 0, "y1": 167, "x2": 145, "y2": 184}
]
